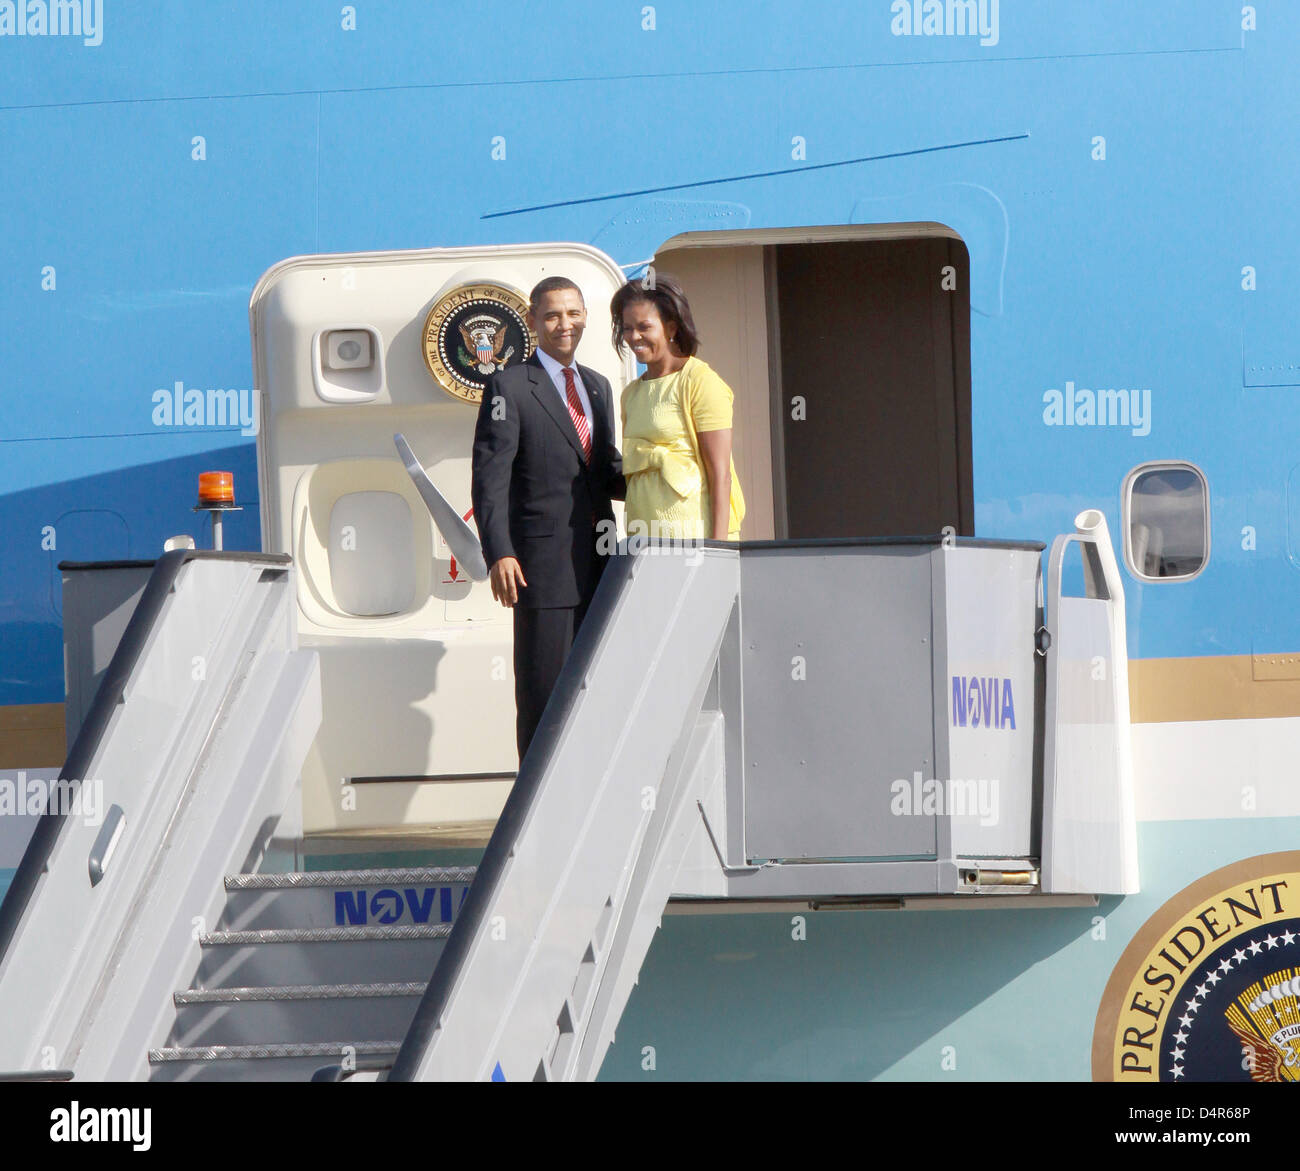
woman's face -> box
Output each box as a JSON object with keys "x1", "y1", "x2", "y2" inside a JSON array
[{"x1": 621, "y1": 298, "x2": 676, "y2": 365}]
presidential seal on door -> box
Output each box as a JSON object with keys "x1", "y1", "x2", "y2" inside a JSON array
[{"x1": 421, "y1": 282, "x2": 535, "y2": 405}]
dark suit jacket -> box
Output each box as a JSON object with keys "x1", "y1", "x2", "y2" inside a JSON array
[{"x1": 471, "y1": 352, "x2": 625, "y2": 609}]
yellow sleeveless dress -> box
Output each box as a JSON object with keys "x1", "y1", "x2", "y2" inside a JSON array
[{"x1": 620, "y1": 356, "x2": 746, "y2": 541}]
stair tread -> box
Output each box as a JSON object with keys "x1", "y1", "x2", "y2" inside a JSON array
[
  {"x1": 200, "y1": 925, "x2": 452, "y2": 945},
  {"x1": 175, "y1": 982, "x2": 428, "y2": 1004},
  {"x1": 150, "y1": 1041, "x2": 401, "y2": 1062},
  {"x1": 225, "y1": 867, "x2": 477, "y2": 890}
]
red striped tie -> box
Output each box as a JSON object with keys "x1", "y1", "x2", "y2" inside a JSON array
[{"x1": 563, "y1": 367, "x2": 592, "y2": 462}]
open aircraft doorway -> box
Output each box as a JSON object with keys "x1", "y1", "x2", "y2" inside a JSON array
[{"x1": 652, "y1": 224, "x2": 974, "y2": 541}]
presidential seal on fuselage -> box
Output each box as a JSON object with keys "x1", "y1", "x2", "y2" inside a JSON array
[
  {"x1": 1093, "y1": 852, "x2": 1300, "y2": 1082},
  {"x1": 421, "y1": 282, "x2": 534, "y2": 404}
]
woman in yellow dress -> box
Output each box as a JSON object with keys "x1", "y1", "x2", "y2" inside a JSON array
[{"x1": 609, "y1": 273, "x2": 745, "y2": 542}]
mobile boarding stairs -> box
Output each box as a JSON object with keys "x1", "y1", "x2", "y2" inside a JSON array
[{"x1": 0, "y1": 512, "x2": 1136, "y2": 1081}]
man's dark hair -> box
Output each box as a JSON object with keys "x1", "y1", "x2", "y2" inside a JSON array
[
  {"x1": 529, "y1": 276, "x2": 584, "y2": 312},
  {"x1": 609, "y1": 271, "x2": 700, "y2": 358}
]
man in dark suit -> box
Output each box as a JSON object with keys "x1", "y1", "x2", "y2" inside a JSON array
[{"x1": 471, "y1": 276, "x2": 624, "y2": 760}]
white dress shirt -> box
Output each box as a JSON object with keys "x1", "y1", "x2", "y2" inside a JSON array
[{"x1": 535, "y1": 346, "x2": 594, "y2": 431}]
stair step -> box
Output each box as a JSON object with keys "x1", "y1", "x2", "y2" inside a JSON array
[
  {"x1": 151, "y1": 1040, "x2": 402, "y2": 1060},
  {"x1": 194, "y1": 926, "x2": 451, "y2": 988},
  {"x1": 174, "y1": 982, "x2": 428, "y2": 1003},
  {"x1": 220, "y1": 869, "x2": 476, "y2": 930},
  {"x1": 200, "y1": 926, "x2": 452, "y2": 945},
  {"x1": 224, "y1": 867, "x2": 478, "y2": 889},
  {"x1": 148, "y1": 1041, "x2": 401, "y2": 1083},
  {"x1": 168, "y1": 983, "x2": 427, "y2": 1048}
]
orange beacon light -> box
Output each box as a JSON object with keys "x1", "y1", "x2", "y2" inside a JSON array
[{"x1": 193, "y1": 471, "x2": 242, "y2": 550}]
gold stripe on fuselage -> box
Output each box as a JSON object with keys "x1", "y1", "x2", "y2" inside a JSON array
[
  {"x1": 0, "y1": 703, "x2": 66, "y2": 770},
  {"x1": 1128, "y1": 653, "x2": 1300, "y2": 723},
  {"x1": 1, "y1": 653, "x2": 1298, "y2": 768}
]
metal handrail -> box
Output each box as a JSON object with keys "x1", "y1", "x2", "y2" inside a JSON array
[
  {"x1": 1041, "y1": 509, "x2": 1139, "y2": 895},
  {"x1": 387, "y1": 545, "x2": 643, "y2": 1081},
  {"x1": 0, "y1": 551, "x2": 291, "y2": 967}
]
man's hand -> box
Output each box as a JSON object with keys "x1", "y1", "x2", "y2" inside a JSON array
[{"x1": 489, "y1": 556, "x2": 527, "y2": 607}]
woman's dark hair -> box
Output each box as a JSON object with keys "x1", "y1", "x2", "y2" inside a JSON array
[{"x1": 609, "y1": 271, "x2": 700, "y2": 358}]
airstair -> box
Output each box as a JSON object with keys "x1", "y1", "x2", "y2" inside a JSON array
[
  {"x1": 0, "y1": 512, "x2": 1137, "y2": 1082},
  {"x1": 148, "y1": 866, "x2": 472, "y2": 1080},
  {"x1": 0, "y1": 552, "x2": 320, "y2": 1080}
]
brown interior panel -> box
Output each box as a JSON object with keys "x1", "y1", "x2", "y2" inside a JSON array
[{"x1": 774, "y1": 237, "x2": 973, "y2": 539}]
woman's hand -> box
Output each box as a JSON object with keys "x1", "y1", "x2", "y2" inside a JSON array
[{"x1": 697, "y1": 428, "x2": 733, "y2": 540}]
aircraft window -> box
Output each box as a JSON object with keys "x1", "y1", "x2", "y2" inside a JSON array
[{"x1": 1123, "y1": 462, "x2": 1209, "y2": 581}]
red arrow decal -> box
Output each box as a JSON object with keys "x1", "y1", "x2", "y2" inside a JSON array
[{"x1": 447, "y1": 507, "x2": 475, "y2": 583}]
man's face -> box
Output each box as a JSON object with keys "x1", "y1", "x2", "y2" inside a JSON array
[{"x1": 529, "y1": 288, "x2": 586, "y2": 364}]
